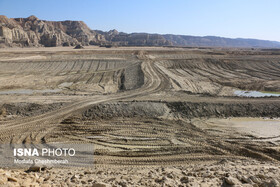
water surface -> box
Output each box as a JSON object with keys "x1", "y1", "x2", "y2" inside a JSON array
[{"x1": 234, "y1": 90, "x2": 280, "y2": 97}]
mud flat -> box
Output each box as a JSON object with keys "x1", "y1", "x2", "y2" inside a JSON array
[
  {"x1": 0, "y1": 46, "x2": 279, "y2": 186},
  {"x1": 194, "y1": 118, "x2": 280, "y2": 145},
  {"x1": 205, "y1": 118, "x2": 280, "y2": 138}
]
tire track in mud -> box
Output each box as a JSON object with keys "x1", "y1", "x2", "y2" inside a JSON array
[
  {"x1": 0, "y1": 57, "x2": 172, "y2": 167},
  {"x1": 0, "y1": 58, "x2": 163, "y2": 143},
  {"x1": 157, "y1": 58, "x2": 280, "y2": 94},
  {"x1": 0, "y1": 51, "x2": 279, "y2": 166}
]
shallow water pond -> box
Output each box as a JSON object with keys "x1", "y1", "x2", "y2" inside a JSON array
[{"x1": 234, "y1": 90, "x2": 280, "y2": 97}]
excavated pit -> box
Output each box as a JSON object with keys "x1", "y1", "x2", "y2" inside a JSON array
[
  {"x1": 0, "y1": 57, "x2": 145, "y2": 94},
  {"x1": 0, "y1": 48, "x2": 280, "y2": 186}
]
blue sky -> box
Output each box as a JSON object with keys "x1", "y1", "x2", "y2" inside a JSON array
[{"x1": 1, "y1": 0, "x2": 280, "y2": 41}]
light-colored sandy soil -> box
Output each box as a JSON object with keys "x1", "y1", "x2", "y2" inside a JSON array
[
  {"x1": 0, "y1": 46, "x2": 279, "y2": 186},
  {"x1": 1, "y1": 160, "x2": 280, "y2": 186}
]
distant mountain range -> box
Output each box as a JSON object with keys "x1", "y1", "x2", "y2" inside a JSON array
[{"x1": 1, "y1": 15, "x2": 280, "y2": 48}]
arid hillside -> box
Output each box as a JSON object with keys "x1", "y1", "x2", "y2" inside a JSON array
[
  {"x1": 0, "y1": 15, "x2": 106, "y2": 47},
  {"x1": 1, "y1": 15, "x2": 280, "y2": 48}
]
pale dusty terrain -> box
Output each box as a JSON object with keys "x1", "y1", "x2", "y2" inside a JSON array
[
  {"x1": 1, "y1": 159, "x2": 280, "y2": 186},
  {"x1": 0, "y1": 46, "x2": 279, "y2": 186}
]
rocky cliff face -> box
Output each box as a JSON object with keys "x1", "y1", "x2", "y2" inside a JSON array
[
  {"x1": 1, "y1": 15, "x2": 280, "y2": 48},
  {"x1": 0, "y1": 15, "x2": 105, "y2": 47}
]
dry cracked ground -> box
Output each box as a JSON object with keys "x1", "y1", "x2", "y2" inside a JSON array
[{"x1": 0, "y1": 46, "x2": 279, "y2": 186}]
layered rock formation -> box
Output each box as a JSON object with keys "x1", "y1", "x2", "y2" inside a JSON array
[
  {"x1": 1, "y1": 15, "x2": 280, "y2": 48},
  {"x1": 0, "y1": 15, "x2": 105, "y2": 47}
]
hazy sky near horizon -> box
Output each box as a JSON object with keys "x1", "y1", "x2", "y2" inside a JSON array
[{"x1": 1, "y1": 0, "x2": 280, "y2": 41}]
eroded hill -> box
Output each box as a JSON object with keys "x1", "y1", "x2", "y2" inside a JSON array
[{"x1": 1, "y1": 15, "x2": 280, "y2": 48}]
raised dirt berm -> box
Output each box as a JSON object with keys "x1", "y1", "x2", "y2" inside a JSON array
[{"x1": 79, "y1": 101, "x2": 280, "y2": 121}]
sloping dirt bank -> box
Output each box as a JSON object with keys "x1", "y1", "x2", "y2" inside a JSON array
[
  {"x1": 80, "y1": 101, "x2": 280, "y2": 120},
  {"x1": 0, "y1": 102, "x2": 65, "y2": 120}
]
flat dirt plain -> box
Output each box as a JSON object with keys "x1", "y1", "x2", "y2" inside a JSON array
[{"x1": 0, "y1": 46, "x2": 279, "y2": 186}]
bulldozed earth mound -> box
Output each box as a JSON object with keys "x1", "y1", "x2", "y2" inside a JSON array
[
  {"x1": 157, "y1": 57, "x2": 280, "y2": 95},
  {"x1": 0, "y1": 102, "x2": 65, "y2": 120},
  {"x1": 79, "y1": 101, "x2": 280, "y2": 120},
  {"x1": 0, "y1": 53, "x2": 144, "y2": 94}
]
